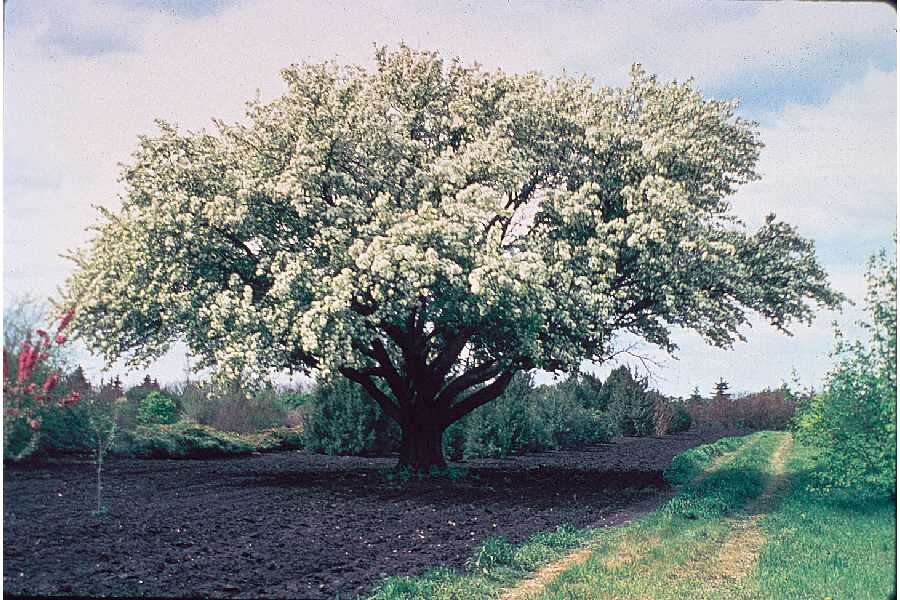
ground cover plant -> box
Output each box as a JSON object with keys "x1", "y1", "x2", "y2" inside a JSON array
[{"x1": 61, "y1": 45, "x2": 840, "y2": 471}]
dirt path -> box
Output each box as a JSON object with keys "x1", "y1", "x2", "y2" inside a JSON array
[
  {"x1": 701, "y1": 433, "x2": 793, "y2": 586},
  {"x1": 499, "y1": 436, "x2": 759, "y2": 600}
]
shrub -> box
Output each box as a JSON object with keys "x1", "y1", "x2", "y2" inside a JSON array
[
  {"x1": 34, "y1": 401, "x2": 96, "y2": 453},
  {"x1": 460, "y1": 373, "x2": 543, "y2": 458},
  {"x1": 532, "y1": 382, "x2": 611, "y2": 450},
  {"x1": 302, "y1": 377, "x2": 400, "y2": 455},
  {"x1": 605, "y1": 366, "x2": 655, "y2": 436},
  {"x1": 458, "y1": 373, "x2": 612, "y2": 460},
  {"x1": 137, "y1": 391, "x2": 179, "y2": 425},
  {"x1": 244, "y1": 427, "x2": 305, "y2": 452},
  {"x1": 3, "y1": 309, "x2": 80, "y2": 460},
  {"x1": 176, "y1": 383, "x2": 289, "y2": 433},
  {"x1": 126, "y1": 422, "x2": 255, "y2": 458},
  {"x1": 687, "y1": 389, "x2": 795, "y2": 430},
  {"x1": 796, "y1": 247, "x2": 895, "y2": 496},
  {"x1": 667, "y1": 403, "x2": 692, "y2": 433}
]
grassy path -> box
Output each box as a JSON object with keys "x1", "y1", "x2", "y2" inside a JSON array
[
  {"x1": 498, "y1": 437, "x2": 757, "y2": 600},
  {"x1": 526, "y1": 431, "x2": 787, "y2": 600}
]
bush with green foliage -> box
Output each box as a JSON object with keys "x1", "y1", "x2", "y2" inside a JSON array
[
  {"x1": 174, "y1": 382, "x2": 289, "y2": 433},
  {"x1": 244, "y1": 427, "x2": 305, "y2": 452},
  {"x1": 457, "y1": 373, "x2": 544, "y2": 458},
  {"x1": 302, "y1": 377, "x2": 400, "y2": 455},
  {"x1": 447, "y1": 373, "x2": 612, "y2": 460},
  {"x1": 137, "y1": 391, "x2": 179, "y2": 425},
  {"x1": 667, "y1": 403, "x2": 693, "y2": 433},
  {"x1": 604, "y1": 366, "x2": 655, "y2": 436},
  {"x1": 33, "y1": 401, "x2": 96, "y2": 454},
  {"x1": 796, "y1": 246, "x2": 896, "y2": 496},
  {"x1": 126, "y1": 422, "x2": 255, "y2": 458}
]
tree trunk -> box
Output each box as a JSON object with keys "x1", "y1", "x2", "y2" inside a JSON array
[{"x1": 397, "y1": 420, "x2": 447, "y2": 472}]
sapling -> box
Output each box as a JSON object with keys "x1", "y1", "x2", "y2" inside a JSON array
[{"x1": 86, "y1": 395, "x2": 119, "y2": 515}]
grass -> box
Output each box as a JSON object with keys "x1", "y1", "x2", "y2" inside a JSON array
[
  {"x1": 369, "y1": 524, "x2": 592, "y2": 599},
  {"x1": 746, "y1": 444, "x2": 896, "y2": 600},
  {"x1": 369, "y1": 431, "x2": 896, "y2": 599}
]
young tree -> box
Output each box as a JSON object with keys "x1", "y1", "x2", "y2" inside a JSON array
[
  {"x1": 61, "y1": 47, "x2": 841, "y2": 470},
  {"x1": 712, "y1": 378, "x2": 731, "y2": 401},
  {"x1": 797, "y1": 245, "x2": 896, "y2": 495},
  {"x1": 688, "y1": 386, "x2": 705, "y2": 404}
]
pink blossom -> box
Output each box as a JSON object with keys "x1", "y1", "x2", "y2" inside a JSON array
[
  {"x1": 29, "y1": 419, "x2": 40, "y2": 430},
  {"x1": 57, "y1": 309, "x2": 75, "y2": 333},
  {"x1": 17, "y1": 343, "x2": 35, "y2": 384},
  {"x1": 43, "y1": 373, "x2": 59, "y2": 394},
  {"x1": 55, "y1": 335, "x2": 67, "y2": 345},
  {"x1": 61, "y1": 391, "x2": 81, "y2": 406}
]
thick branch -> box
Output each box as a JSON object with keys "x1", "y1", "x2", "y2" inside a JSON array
[
  {"x1": 338, "y1": 366, "x2": 402, "y2": 422},
  {"x1": 444, "y1": 370, "x2": 516, "y2": 424},
  {"x1": 370, "y1": 338, "x2": 410, "y2": 405},
  {"x1": 435, "y1": 360, "x2": 502, "y2": 410},
  {"x1": 483, "y1": 172, "x2": 544, "y2": 235}
]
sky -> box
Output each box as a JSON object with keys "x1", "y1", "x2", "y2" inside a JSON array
[{"x1": 3, "y1": 0, "x2": 897, "y2": 396}]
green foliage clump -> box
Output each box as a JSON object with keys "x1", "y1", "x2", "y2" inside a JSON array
[
  {"x1": 244, "y1": 427, "x2": 305, "y2": 452},
  {"x1": 302, "y1": 377, "x2": 400, "y2": 455},
  {"x1": 796, "y1": 246, "x2": 896, "y2": 496},
  {"x1": 663, "y1": 434, "x2": 748, "y2": 485},
  {"x1": 456, "y1": 373, "x2": 544, "y2": 459},
  {"x1": 465, "y1": 537, "x2": 516, "y2": 574},
  {"x1": 604, "y1": 366, "x2": 655, "y2": 436},
  {"x1": 667, "y1": 403, "x2": 692, "y2": 433},
  {"x1": 137, "y1": 391, "x2": 179, "y2": 425},
  {"x1": 126, "y1": 422, "x2": 255, "y2": 458},
  {"x1": 452, "y1": 373, "x2": 612, "y2": 460},
  {"x1": 33, "y1": 401, "x2": 96, "y2": 453}
]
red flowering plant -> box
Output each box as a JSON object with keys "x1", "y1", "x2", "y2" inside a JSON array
[{"x1": 3, "y1": 309, "x2": 80, "y2": 460}]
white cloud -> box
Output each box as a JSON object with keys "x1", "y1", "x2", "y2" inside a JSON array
[{"x1": 730, "y1": 68, "x2": 896, "y2": 244}]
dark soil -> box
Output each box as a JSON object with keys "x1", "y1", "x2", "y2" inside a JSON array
[{"x1": 4, "y1": 428, "x2": 743, "y2": 599}]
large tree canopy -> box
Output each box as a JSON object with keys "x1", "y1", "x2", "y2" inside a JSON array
[{"x1": 62, "y1": 46, "x2": 841, "y2": 469}]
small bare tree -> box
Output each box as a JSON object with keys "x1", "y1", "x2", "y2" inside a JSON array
[{"x1": 85, "y1": 394, "x2": 119, "y2": 515}]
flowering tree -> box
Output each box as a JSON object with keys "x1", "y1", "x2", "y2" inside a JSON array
[
  {"x1": 3, "y1": 309, "x2": 79, "y2": 460},
  {"x1": 62, "y1": 47, "x2": 841, "y2": 470}
]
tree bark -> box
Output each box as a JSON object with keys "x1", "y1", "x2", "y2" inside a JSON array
[{"x1": 397, "y1": 420, "x2": 447, "y2": 472}]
